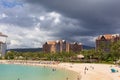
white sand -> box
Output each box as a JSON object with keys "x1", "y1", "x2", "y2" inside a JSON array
[
  {"x1": 0, "y1": 60, "x2": 120, "y2": 80},
  {"x1": 59, "y1": 63, "x2": 120, "y2": 80}
]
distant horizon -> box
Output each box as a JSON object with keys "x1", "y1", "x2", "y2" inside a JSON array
[{"x1": 7, "y1": 45, "x2": 95, "y2": 50}]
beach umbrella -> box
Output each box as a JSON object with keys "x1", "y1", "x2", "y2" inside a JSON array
[
  {"x1": 77, "y1": 54, "x2": 84, "y2": 59},
  {"x1": 116, "y1": 60, "x2": 120, "y2": 63}
]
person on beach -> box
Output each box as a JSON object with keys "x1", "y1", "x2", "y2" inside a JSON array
[
  {"x1": 84, "y1": 69, "x2": 86, "y2": 74},
  {"x1": 77, "y1": 76, "x2": 80, "y2": 80},
  {"x1": 90, "y1": 66, "x2": 94, "y2": 70},
  {"x1": 66, "y1": 77, "x2": 69, "y2": 80},
  {"x1": 92, "y1": 66, "x2": 94, "y2": 70},
  {"x1": 85, "y1": 67, "x2": 87, "y2": 70},
  {"x1": 84, "y1": 67, "x2": 87, "y2": 74}
]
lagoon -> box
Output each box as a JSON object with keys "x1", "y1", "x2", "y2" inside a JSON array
[{"x1": 0, "y1": 64, "x2": 77, "y2": 80}]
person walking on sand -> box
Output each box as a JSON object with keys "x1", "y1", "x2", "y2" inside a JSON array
[{"x1": 84, "y1": 67, "x2": 87, "y2": 74}]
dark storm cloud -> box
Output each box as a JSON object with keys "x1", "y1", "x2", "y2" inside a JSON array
[
  {"x1": 25, "y1": 0, "x2": 120, "y2": 36},
  {"x1": 1, "y1": 0, "x2": 120, "y2": 48}
]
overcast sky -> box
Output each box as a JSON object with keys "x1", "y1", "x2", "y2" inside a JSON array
[{"x1": 0, "y1": 0, "x2": 120, "y2": 49}]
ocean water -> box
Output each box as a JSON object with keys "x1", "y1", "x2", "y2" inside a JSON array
[{"x1": 0, "y1": 64, "x2": 78, "y2": 80}]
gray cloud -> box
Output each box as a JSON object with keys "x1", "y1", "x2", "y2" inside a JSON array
[
  {"x1": 25, "y1": 0, "x2": 120, "y2": 34},
  {"x1": 0, "y1": 4, "x2": 45, "y2": 28},
  {"x1": 0, "y1": 16, "x2": 38, "y2": 27},
  {"x1": 22, "y1": 0, "x2": 120, "y2": 47},
  {"x1": 1, "y1": 0, "x2": 120, "y2": 48}
]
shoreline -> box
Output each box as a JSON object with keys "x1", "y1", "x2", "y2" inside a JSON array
[
  {"x1": 0, "y1": 60, "x2": 80, "y2": 80},
  {"x1": 0, "y1": 60, "x2": 120, "y2": 80}
]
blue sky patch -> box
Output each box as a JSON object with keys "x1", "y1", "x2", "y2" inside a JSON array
[{"x1": 0, "y1": 0, "x2": 23, "y2": 8}]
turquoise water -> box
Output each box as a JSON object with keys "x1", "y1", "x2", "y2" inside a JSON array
[{"x1": 0, "y1": 64, "x2": 78, "y2": 80}]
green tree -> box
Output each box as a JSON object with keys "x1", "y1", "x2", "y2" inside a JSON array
[
  {"x1": 111, "y1": 40, "x2": 120, "y2": 60},
  {"x1": 5, "y1": 51, "x2": 15, "y2": 59}
]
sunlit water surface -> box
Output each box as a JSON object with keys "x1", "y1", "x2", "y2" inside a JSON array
[{"x1": 0, "y1": 64, "x2": 78, "y2": 80}]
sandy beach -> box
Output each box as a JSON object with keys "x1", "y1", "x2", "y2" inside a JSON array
[
  {"x1": 0, "y1": 60, "x2": 120, "y2": 80},
  {"x1": 59, "y1": 63, "x2": 120, "y2": 80}
]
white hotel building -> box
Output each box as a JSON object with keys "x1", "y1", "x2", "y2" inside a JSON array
[{"x1": 0, "y1": 32, "x2": 7, "y2": 57}]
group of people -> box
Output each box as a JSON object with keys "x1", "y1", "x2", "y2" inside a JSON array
[{"x1": 84, "y1": 66, "x2": 94, "y2": 74}]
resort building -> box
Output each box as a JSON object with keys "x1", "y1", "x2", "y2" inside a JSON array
[
  {"x1": 43, "y1": 40, "x2": 69, "y2": 53},
  {"x1": 55, "y1": 40, "x2": 69, "y2": 52},
  {"x1": 43, "y1": 40, "x2": 82, "y2": 53},
  {"x1": 69, "y1": 42, "x2": 82, "y2": 53},
  {"x1": 43, "y1": 41, "x2": 56, "y2": 53},
  {"x1": 96, "y1": 34, "x2": 120, "y2": 52},
  {"x1": 0, "y1": 32, "x2": 8, "y2": 57}
]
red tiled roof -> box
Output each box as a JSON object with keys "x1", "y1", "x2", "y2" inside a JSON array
[
  {"x1": 47, "y1": 41, "x2": 56, "y2": 45},
  {"x1": 104, "y1": 34, "x2": 113, "y2": 40},
  {"x1": 96, "y1": 34, "x2": 120, "y2": 40}
]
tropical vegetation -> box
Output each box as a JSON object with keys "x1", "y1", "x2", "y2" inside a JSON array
[{"x1": 2, "y1": 40, "x2": 120, "y2": 64}]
